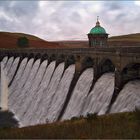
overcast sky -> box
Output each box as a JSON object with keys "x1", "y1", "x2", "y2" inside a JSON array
[{"x1": 0, "y1": 1, "x2": 140, "y2": 41}]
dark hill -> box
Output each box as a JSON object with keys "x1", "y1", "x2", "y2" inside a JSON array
[
  {"x1": 0, "y1": 32, "x2": 59, "y2": 48},
  {"x1": 0, "y1": 32, "x2": 140, "y2": 48},
  {"x1": 57, "y1": 33, "x2": 140, "y2": 48},
  {"x1": 108, "y1": 33, "x2": 140, "y2": 47}
]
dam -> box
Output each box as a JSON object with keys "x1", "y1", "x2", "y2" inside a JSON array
[
  {"x1": 0, "y1": 46, "x2": 140, "y2": 127},
  {"x1": 0, "y1": 19, "x2": 140, "y2": 127}
]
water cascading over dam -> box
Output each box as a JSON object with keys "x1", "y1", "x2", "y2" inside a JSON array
[{"x1": 0, "y1": 55, "x2": 140, "y2": 127}]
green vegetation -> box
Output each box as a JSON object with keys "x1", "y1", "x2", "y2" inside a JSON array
[
  {"x1": 0, "y1": 111, "x2": 140, "y2": 139},
  {"x1": 17, "y1": 36, "x2": 29, "y2": 47}
]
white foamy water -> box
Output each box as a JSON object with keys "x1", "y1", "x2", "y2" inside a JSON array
[
  {"x1": 7, "y1": 57, "x2": 20, "y2": 84},
  {"x1": 36, "y1": 62, "x2": 65, "y2": 125},
  {"x1": 13, "y1": 59, "x2": 41, "y2": 117},
  {"x1": 47, "y1": 64, "x2": 75, "y2": 122},
  {"x1": 0, "y1": 57, "x2": 8, "y2": 96},
  {"x1": 26, "y1": 61, "x2": 56, "y2": 126},
  {"x1": 4, "y1": 57, "x2": 14, "y2": 75},
  {"x1": 9, "y1": 58, "x2": 34, "y2": 111},
  {"x1": 2, "y1": 56, "x2": 8, "y2": 67},
  {"x1": 62, "y1": 68, "x2": 94, "y2": 120},
  {"x1": 0, "y1": 62, "x2": 8, "y2": 110},
  {"x1": 2, "y1": 54, "x2": 139, "y2": 128},
  {"x1": 17, "y1": 60, "x2": 48, "y2": 123},
  {"x1": 9, "y1": 58, "x2": 28, "y2": 98},
  {"x1": 110, "y1": 80, "x2": 140, "y2": 113},
  {"x1": 82, "y1": 73, "x2": 114, "y2": 116}
]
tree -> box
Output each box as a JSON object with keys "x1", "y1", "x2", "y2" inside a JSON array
[{"x1": 17, "y1": 36, "x2": 29, "y2": 48}]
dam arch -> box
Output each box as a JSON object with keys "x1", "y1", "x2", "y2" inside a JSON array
[
  {"x1": 98, "y1": 58, "x2": 115, "y2": 75},
  {"x1": 121, "y1": 63, "x2": 140, "y2": 85},
  {"x1": 81, "y1": 56, "x2": 94, "y2": 72}
]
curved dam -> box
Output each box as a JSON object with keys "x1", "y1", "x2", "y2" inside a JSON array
[{"x1": 0, "y1": 53, "x2": 140, "y2": 127}]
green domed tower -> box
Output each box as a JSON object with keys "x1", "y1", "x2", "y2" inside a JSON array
[{"x1": 88, "y1": 17, "x2": 109, "y2": 48}]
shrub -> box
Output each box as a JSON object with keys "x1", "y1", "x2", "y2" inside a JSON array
[
  {"x1": 71, "y1": 116, "x2": 79, "y2": 121},
  {"x1": 17, "y1": 36, "x2": 29, "y2": 48},
  {"x1": 86, "y1": 113, "x2": 98, "y2": 122}
]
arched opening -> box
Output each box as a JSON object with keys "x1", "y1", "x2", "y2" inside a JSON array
[
  {"x1": 49, "y1": 54, "x2": 56, "y2": 61},
  {"x1": 57, "y1": 54, "x2": 65, "y2": 63},
  {"x1": 82, "y1": 57, "x2": 94, "y2": 70},
  {"x1": 66, "y1": 55, "x2": 75, "y2": 66},
  {"x1": 42, "y1": 54, "x2": 48, "y2": 61},
  {"x1": 28, "y1": 53, "x2": 34, "y2": 59},
  {"x1": 121, "y1": 63, "x2": 140, "y2": 84},
  {"x1": 99, "y1": 59, "x2": 115, "y2": 75},
  {"x1": 35, "y1": 53, "x2": 41, "y2": 60}
]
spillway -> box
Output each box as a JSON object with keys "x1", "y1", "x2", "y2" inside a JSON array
[
  {"x1": 7, "y1": 57, "x2": 20, "y2": 84},
  {"x1": 9, "y1": 57, "x2": 28, "y2": 101},
  {"x1": 4, "y1": 57, "x2": 14, "y2": 75},
  {"x1": 37, "y1": 62, "x2": 65, "y2": 125},
  {"x1": 0, "y1": 56, "x2": 8, "y2": 98},
  {"x1": 9, "y1": 58, "x2": 34, "y2": 112},
  {"x1": 62, "y1": 68, "x2": 94, "y2": 120},
  {"x1": 110, "y1": 80, "x2": 140, "y2": 113},
  {"x1": 2, "y1": 56, "x2": 8, "y2": 67},
  {"x1": 0, "y1": 62, "x2": 8, "y2": 110},
  {"x1": 1, "y1": 55, "x2": 140, "y2": 127},
  {"x1": 28, "y1": 61, "x2": 56, "y2": 126},
  {"x1": 47, "y1": 64, "x2": 75, "y2": 122},
  {"x1": 82, "y1": 73, "x2": 114, "y2": 116},
  {"x1": 18, "y1": 59, "x2": 48, "y2": 125}
]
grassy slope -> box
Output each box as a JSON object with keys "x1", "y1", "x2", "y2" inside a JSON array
[
  {"x1": 0, "y1": 32, "x2": 140, "y2": 49},
  {"x1": 0, "y1": 111, "x2": 140, "y2": 139},
  {"x1": 57, "y1": 33, "x2": 140, "y2": 48},
  {"x1": 108, "y1": 33, "x2": 140, "y2": 47},
  {"x1": 0, "y1": 31, "x2": 59, "y2": 48},
  {"x1": 109, "y1": 33, "x2": 140, "y2": 42}
]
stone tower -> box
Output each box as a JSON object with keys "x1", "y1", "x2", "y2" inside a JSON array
[{"x1": 88, "y1": 17, "x2": 109, "y2": 48}]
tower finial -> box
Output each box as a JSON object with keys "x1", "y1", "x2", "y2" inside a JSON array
[
  {"x1": 96, "y1": 16, "x2": 100, "y2": 26},
  {"x1": 97, "y1": 16, "x2": 99, "y2": 22}
]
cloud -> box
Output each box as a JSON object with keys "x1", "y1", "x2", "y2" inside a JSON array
[
  {"x1": 0, "y1": 1, "x2": 140, "y2": 41},
  {"x1": 135, "y1": 1, "x2": 140, "y2": 6}
]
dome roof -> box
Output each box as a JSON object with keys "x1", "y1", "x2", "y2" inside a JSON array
[
  {"x1": 90, "y1": 26, "x2": 106, "y2": 34},
  {"x1": 89, "y1": 18, "x2": 107, "y2": 34}
]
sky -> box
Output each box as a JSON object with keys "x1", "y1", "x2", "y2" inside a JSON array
[{"x1": 0, "y1": 1, "x2": 140, "y2": 41}]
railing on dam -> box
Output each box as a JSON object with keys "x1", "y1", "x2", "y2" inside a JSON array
[{"x1": 0, "y1": 46, "x2": 140, "y2": 56}]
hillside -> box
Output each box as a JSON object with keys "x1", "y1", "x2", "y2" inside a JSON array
[
  {"x1": 57, "y1": 33, "x2": 140, "y2": 48},
  {"x1": 0, "y1": 32, "x2": 140, "y2": 48},
  {"x1": 0, "y1": 32, "x2": 59, "y2": 48},
  {"x1": 108, "y1": 33, "x2": 140, "y2": 47},
  {"x1": 0, "y1": 111, "x2": 140, "y2": 139}
]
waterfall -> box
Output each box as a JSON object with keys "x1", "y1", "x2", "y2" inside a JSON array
[
  {"x1": 47, "y1": 64, "x2": 75, "y2": 122},
  {"x1": 82, "y1": 73, "x2": 114, "y2": 116},
  {"x1": 17, "y1": 59, "x2": 48, "y2": 125},
  {"x1": 27, "y1": 61, "x2": 56, "y2": 126},
  {"x1": 37, "y1": 62, "x2": 65, "y2": 124},
  {"x1": 2, "y1": 56, "x2": 8, "y2": 67},
  {"x1": 9, "y1": 58, "x2": 34, "y2": 112},
  {"x1": 4, "y1": 57, "x2": 14, "y2": 75},
  {"x1": 110, "y1": 80, "x2": 140, "y2": 113},
  {"x1": 0, "y1": 62, "x2": 8, "y2": 111},
  {"x1": 9, "y1": 57, "x2": 28, "y2": 101},
  {"x1": 7, "y1": 57, "x2": 20, "y2": 84},
  {"x1": 62, "y1": 68, "x2": 94, "y2": 120},
  {"x1": 1, "y1": 54, "x2": 140, "y2": 127}
]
